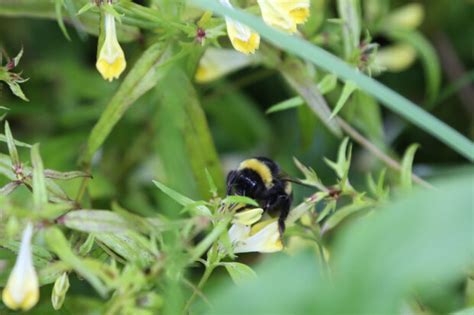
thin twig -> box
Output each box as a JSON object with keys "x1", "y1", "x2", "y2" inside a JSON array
[
  {"x1": 183, "y1": 265, "x2": 215, "y2": 313},
  {"x1": 434, "y1": 32, "x2": 474, "y2": 115},
  {"x1": 336, "y1": 117, "x2": 435, "y2": 190},
  {"x1": 182, "y1": 277, "x2": 212, "y2": 309}
]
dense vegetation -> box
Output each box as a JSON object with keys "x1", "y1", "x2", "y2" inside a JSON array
[{"x1": 0, "y1": 0, "x2": 472, "y2": 314}]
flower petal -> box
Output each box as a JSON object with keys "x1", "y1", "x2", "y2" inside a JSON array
[
  {"x1": 257, "y1": 0, "x2": 310, "y2": 33},
  {"x1": 234, "y1": 220, "x2": 283, "y2": 253},
  {"x1": 2, "y1": 223, "x2": 39, "y2": 311},
  {"x1": 233, "y1": 208, "x2": 264, "y2": 226},
  {"x1": 220, "y1": 0, "x2": 260, "y2": 54},
  {"x1": 96, "y1": 13, "x2": 126, "y2": 81}
]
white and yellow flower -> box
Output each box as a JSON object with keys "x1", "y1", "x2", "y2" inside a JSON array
[
  {"x1": 220, "y1": 0, "x2": 260, "y2": 54},
  {"x1": 228, "y1": 217, "x2": 283, "y2": 254},
  {"x1": 2, "y1": 223, "x2": 39, "y2": 311},
  {"x1": 257, "y1": 0, "x2": 310, "y2": 33},
  {"x1": 96, "y1": 12, "x2": 126, "y2": 81},
  {"x1": 233, "y1": 207, "x2": 264, "y2": 226},
  {"x1": 221, "y1": 208, "x2": 282, "y2": 254},
  {"x1": 195, "y1": 48, "x2": 255, "y2": 83}
]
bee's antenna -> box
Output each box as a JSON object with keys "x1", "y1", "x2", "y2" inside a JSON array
[{"x1": 280, "y1": 176, "x2": 316, "y2": 189}]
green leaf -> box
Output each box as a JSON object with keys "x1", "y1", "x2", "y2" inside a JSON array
[
  {"x1": 400, "y1": 144, "x2": 419, "y2": 190},
  {"x1": 221, "y1": 195, "x2": 259, "y2": 207},
  {"x1": 78, "y1": 234, "x2": 95, "y2": 256},
  {"x1": 77, "y1": 1, "x2": 96, "y2": 16},
  {"x1": 43, "y1": 169, "x2": 91, "y2": 180},
  {"x1": 205, "y1": 168, "x2": 218, "y2": 196},
  {"x1": 324, "y1": 138, "x2": 352, "y2": 187},
  {"x1": 80, "y1": 43, "x2": 176, "y2": 166},
  {"x1": 320, "y1": 202, "x2": 370, "y2": 235},
  {"x1": 330, "y1": 81, "x2": 358, "y2": 119},
  {"x1": 280, "y1": 61, "x2": 342, "y2": 136},
  {"x1": 62, "y1": 210, "x2": 132, "y2": 233},
  {"x1": 11, "y1": 48, "x2": 24, "y2": 68},
  {"x1": 157, "y1": 68, "x2": 224, "y2": 199},
  {"x1": 0, "y1": 181, "x2": 20, "y2": 195},
  {"x1": 317, "y1": 200, "x2": 336, "y2": 223},
  {"x1": 4, "y1": 121, "x2": 20, "y2": 167},
  {"x1": 153, "y1": 179, "x2": 196, "y2": 206},
  {"x1": 266, "y1": 97, "x2": 304, "y2": 114},
  {"x1": 465, "y1": 275, "x2": 474, "y2": 306},
  {"x1": 153, "y1": 180, "x2": 212, "y2": 216},
  {"x1": 0, "y1": 134, "x2": 32, "y2": 148},
  {"x1": 191, "y1": 0, "x2": 473, "y2": 160},
  {"x1": 317, "y1": 73, "x2": 338, "y2": 95},
  {"x1": 293, "y1": 157, "x2": 325, "y2": 190},
  {"x1": 31, "y1": 144, "x2": 48, "y2": 208},
  {"x1": 6, "y1": 81, "x2": 29, "y2": 101},
  {"x1": 387, "y1": 30, "x2": 441, "y2": 105},
  {"x1": 337, "y1": 0, "x2": 362, "y2": 58},
  {"x1": 452, "y1": 307, "x2": 474, "y2": 315},
  {"x1": 38, "y1": 261, "x2": 69, "y2": 286},
  {"x1": 54, "y1": 0, "x2": 71, "y2": 41},
  {"x1": 44, "y1": 227, "x2": 108, "y2": 297},
  {"x1": 350, "y1": 91, "x2": 384, "y2": 143},
  {"x1": 94, "y1": 231, "x2": 155, "y2": 266},
  {"x1": 221, "y1": 262, "x2": 258, "y2": 286}
]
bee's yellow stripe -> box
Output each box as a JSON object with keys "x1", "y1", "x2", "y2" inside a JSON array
[{"x1": 239, "y1": 159, "x2": 273, "y2": 187}]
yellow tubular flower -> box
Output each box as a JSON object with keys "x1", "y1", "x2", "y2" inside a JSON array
[
  {"x1": 195, "y1": 48, "x2": 255, "y2": 83},
  {"x1": 96, "y1": 12, "x2": 126, "y2": 81},
  {"x1": 220, "y1": 0, "x2": 260, "y2": 54},
  {"x1": 257, "y1": 0, "x2": 310, "y2": 33},
  {"x1": 2, "y1": 223, "x2": 39, "y2": 311}
]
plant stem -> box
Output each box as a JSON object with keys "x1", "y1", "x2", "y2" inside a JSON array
[
  {"x1": 183, "y1": 264, "x2": 215, "y2": 313},
  {"x1": 190, "y1": 215, "x2": 232, "y2": 262},
  {"x1": 336, "y1": 117, "x2": 435, "y2": 189}
]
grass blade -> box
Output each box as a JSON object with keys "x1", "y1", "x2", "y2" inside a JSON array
[{"x1": 191, "y1": 0, "x2": 473, "y2": 161}]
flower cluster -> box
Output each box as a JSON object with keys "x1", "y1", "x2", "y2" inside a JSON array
[{"x1": 220, "y1": 0, "x2": 310, "y2": 54}]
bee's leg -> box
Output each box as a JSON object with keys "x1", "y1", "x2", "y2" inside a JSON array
[{"x1": 277, "y1": 195, "x2": 291, "y2": 237}]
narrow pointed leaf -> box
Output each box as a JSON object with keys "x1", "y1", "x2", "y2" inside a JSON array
[{"x1": 31, "y1": 143, "x2": 48, "y2": 208}]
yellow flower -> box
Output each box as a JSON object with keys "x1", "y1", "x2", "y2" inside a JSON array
[
  {"x1": 228, "y1": 219, "x2": 283, "y2": 253},
  {"x1": 96, "y1": 12, "x2": 126, "y2": 81},
  {"x1": 233, "y1": 208, "x2": 264, "y2": 225},
  {"x1": 220, "y1": 0, "x2": 260, "y2": 54},
  {"x1": 2, "y1": 223, "x2": 39, "y2": 311},
  {"x1": 257, "y1": 0, "x2": 310, "y2": 33},
  {"x1": 375, "y1": 44, "x2": 417, "y2": 72},
  {"x1": 195, "y1": 48, "x2": 255, "y2": 83}
]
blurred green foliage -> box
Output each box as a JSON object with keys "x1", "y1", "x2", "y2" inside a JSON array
[{"x1": 0, "y1": 0, "x2": 472, "y2": 314}]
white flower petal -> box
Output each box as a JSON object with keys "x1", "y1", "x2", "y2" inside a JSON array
[
  {"x1": 233, "y1": 221, "x2": 283, "y2": 253},
  {"x1": 2, "y1": 223, "x2": 39, "y2": 311}
]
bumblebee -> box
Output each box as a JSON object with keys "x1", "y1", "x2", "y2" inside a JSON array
[{"x1": 226, "y1": 157, "x2": 293, "y2": 235}]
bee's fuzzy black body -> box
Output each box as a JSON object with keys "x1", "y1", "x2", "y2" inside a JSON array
[{"x1": 226, "y1": 157, "x2": 292, "y2": 235}]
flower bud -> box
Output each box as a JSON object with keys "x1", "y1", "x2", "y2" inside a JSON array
[
  {"x1": 51, "y1": 272, "x2": 70, "y2": 310},
  {"x1": 2, "y1": 223, "x2": 39, "y2": 311}
]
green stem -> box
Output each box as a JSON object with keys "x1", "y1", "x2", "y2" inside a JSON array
[
  {"x1": 183, "y1": 264, "x2": 216, "y2": 313},
  {"x1": 190, "y1": 215, "x2": 232, "y2": 262}
]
